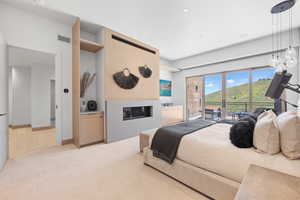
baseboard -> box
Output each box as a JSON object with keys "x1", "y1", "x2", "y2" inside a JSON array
[
  {"x1": 9, "y1": 124, "x2": 31, "y2": 129},
  {"x1": 62, "y1": 138, "x2": 74, "y2": 145},
  {"x1": 32, "y1": 126, "x2": 54, "y2": 132}
]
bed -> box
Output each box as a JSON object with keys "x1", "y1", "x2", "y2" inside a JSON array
[{"x1": 142, "y1": 123, "x2": 300, "y2": 200}]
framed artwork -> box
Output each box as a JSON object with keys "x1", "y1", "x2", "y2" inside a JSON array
[{"x1": 160, "y1": 79, "x2": 172, "y2": 96}]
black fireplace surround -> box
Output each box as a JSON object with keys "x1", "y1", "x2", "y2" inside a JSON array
[{"x1": 123, "y1": 106, "x2": 153, "y2": 121}]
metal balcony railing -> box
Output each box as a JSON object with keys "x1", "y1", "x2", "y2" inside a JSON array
[
  {"x1": 188, "y1": 101, "x2": 275, "y2": 121},
  {"x1": 204, "y1": 101, "x2": 274, "y2": 113}
]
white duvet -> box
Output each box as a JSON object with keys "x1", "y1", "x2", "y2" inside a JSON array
[{"x1": 146, "y1": 123, "x2": 300, "y2": 183}]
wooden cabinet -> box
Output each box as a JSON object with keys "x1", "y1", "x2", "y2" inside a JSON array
[
  {"x1": 72, "y1": 18, "x2": 105, "y2": 147},
  {"x1": 161, "y1": 105, "x2": 184, "y2": 126},
  {"x1": 79, "y1": 113, "x2": 104, "y2": 146}
]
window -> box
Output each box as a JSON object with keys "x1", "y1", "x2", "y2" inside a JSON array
[
  {"x1": 204, "y1": 74, "x2": 222, "y2": 120},
  {"x1": 226, "y1": 70, "x2": 250, "y2": 118},
  {"x1": 251, "y1": 68, "x2": 276, "y2": 111},
  {"x1": 186, "y1": 67, "x2": 276, "y2": 121}
]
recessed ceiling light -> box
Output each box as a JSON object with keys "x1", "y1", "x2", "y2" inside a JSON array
[
  {"x1": 183, "y1": 8, "x2": 190, "y2": 13},
  {"x1": 240, "y1": 33, "x2": 248, "y2": 38}
]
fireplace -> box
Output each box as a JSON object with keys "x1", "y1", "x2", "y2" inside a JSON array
[
  {"x1": 123, "y1": 106, "x2": 153, "y2": 121},
  {"x1": 106, "y1": 100, "x2": 160, "y2": 143}
]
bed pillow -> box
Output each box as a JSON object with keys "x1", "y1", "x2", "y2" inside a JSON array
[
  {"x1": 247, "y1": 112, "x2": 260, "y2": 121},
  {"x1": 229, "y1": 116, "x2": 256, "y2": 148},
  {"x1": 240, "y1": 116, "x2": 256, "y2": 130},
  {"x1": 254, "y1": 107, "x2": 277, "y2": 116},
  {"x1": 277, "y1": 112, "x2": 300, "y2": 159},
  {"x1": 253, "y1": 110, "x2": 280, "y2": 154}
]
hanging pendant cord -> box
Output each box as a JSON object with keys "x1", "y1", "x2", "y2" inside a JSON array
[
  {"x1": 291, "y1": 8, "x2": 293, "y2": 46},
  {"x1": 272, "y1": 14, "x2": 274, "y2": 57},
  {"x1": 276, "y1": 14, "x2": 280, "y2": 57},
  {"x1": 280, "y1": 12, "x2": 282, "y2": 53}
]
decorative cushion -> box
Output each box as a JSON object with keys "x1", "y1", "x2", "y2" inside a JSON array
[
  {"x1": 277, "y1": 112, "x2": 300, "y2": 159},
  {"x1": 247, "y1": 112, "x2": 260, "y2": 121},
  {"x1": 229, "y1": 116, "x2": 256, "y2": 148},
  {"x1": 239, "y1": 116, "x2": 256, "y2": 131},
  {"x1": 254, "y1": 107, "x2": 267, "y2": 115},
  {"x1": 253, "y1": 110, "x2": 280, "y2": 154}
]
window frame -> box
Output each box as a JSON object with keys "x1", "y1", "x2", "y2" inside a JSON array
[{"x1": 185, "y1": 66, "x2": 276, "y2": 120}]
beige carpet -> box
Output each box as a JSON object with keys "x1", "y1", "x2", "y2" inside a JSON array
[{"x1": 0, "y1": 137, "x2": 209, "y2": 200}]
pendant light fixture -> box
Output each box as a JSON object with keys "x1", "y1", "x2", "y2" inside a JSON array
[{"x1": 270, "y1": 0, "x2": 297, "y2": 72}]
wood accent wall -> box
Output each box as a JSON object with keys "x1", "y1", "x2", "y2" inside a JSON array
[
  {"x1": 71, "y1": 20, "x2": 160, "y2": 146},
  {"x1": 103, "y1": 29, "x2": 160, "y2": 100},
  {"x1": 72, "y1": 18, "x2": 81, "y2": 147}
]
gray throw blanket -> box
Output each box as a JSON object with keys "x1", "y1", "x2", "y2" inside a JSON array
[{"x1": 151, "y1": 119, "x2": 216, "y2": 163}]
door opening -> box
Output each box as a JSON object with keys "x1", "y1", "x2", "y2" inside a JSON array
[{"x1": 8, "y1": 46, "x2": 58, "y2": 158}]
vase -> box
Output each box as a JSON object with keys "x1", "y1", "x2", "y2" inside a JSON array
[{"x1": 80, "y1": 98, "x2": 87, "y2": 112}]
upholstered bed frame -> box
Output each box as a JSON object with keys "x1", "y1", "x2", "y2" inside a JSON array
[
  {"x1": 140, "y1": 132, "x2": 239, "y2": 200},
  {"x1": 144, "y1": 148, "x2": 239, "y2": 200}
]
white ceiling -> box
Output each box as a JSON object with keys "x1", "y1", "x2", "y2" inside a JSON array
[
  {"x1": 3, "y1": 0, "x2": 300, "y2": 60},
  {"x1": 9, "y1": 46, "x2": 55, "y2": 68}
]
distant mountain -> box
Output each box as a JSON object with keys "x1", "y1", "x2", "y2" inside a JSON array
[{"x1": 205, "y1": 79, "x2": 273, "y2": 103}]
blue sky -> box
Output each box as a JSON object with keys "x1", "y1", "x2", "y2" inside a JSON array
[
  {"x1": 204, "y1": 68, "x2": 275, "y2": 95},
  {"x1": 205, "y1": 74, "x2": 221, "y2": 95}
]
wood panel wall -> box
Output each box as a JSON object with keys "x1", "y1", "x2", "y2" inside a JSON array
[
  {"x1": 103, "y1": 29, "x2": 160, "y2": 100},
  {"x1": 72, "y1": 18, "x2": 80, "y2": 147}
]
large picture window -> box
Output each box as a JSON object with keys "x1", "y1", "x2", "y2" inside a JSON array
[
  {"x1": 225, "y1": 70, "x2": 250, "y2": 118},
  {"x1": 251, "y1": 68, "x2": 276, "y2": 111},
  {"x1": 186, "y1": 67, "x2": 276, "y2": 121},
  {"x1": 204, "y1": 74, "x2": 222, "y2": 120}
]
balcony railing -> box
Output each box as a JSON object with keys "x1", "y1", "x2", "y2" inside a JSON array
[
  {"x1": 188, "y1": 101, "x2": 275, "y2": 120},
  {"x1": 204, "y1": 101, "x2": 274, "y2": 113}
]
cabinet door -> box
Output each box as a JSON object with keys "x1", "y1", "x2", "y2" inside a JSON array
[{"x1": 79, "y1": 114, "x2": 104, "y2": 146}]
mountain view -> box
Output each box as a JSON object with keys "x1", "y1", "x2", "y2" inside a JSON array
[{"x1": 205, "y1": 79, "x2": 273, "y2": 103}]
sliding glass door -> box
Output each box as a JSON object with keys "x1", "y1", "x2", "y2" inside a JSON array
[
  {"x1": 251, "y1": 68, "x2": 275, "y2": 111},
  {"x1": 186, "y1": 67, "x2": 276, "y2": 121},
  {"x1": 225, "y1": 70, "x2": 250, "y2": 119},
  {"x1": 204, "y1": 74, "x2": 223, "y2": 120}
]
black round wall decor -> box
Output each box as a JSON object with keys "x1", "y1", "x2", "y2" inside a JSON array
[
  {"x1": 139, "y1": 65, "x2": 152, "y2": 78},
  {"x1": 113, "y1": 68, "x2": 139, "y2": 89}
]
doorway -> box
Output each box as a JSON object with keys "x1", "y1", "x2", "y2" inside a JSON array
[
  {"x1": 8, "y1": 46, "x2": 58, "y2": 158},
  {"x1": 204, "y1": 73, "x2": 223, "y2": 120}
]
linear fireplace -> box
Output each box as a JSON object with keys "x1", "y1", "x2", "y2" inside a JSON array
[
  {"x1": 123, "y1": 106, "x2": 153, "y2": 121},
  {"x1": 106, "y1": 100, "x2": 160, "y2": 143}
]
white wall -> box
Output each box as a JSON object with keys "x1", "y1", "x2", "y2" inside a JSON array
[
  {"x1": 10, "y1": 65, "x2": 53, "y2": 128},
  {"x1": 8, "y1": 67, "x2": 13, "y2": 125},
  {"x1": 172, "y1": 29, "x2": 300, "y2": 115},
  {"x1": 31, "y1": 66, "x2": 51, "y2": 128},
  {"x1": 0, "y1": 2, "x2": 75, "y2": 142},
  {"x1": 11, "y1": 67, "x2": 31, "y2": 126},
  {"x1": 174, "y1": 29, "x2": 300, "y2": 70},
  {"x1": 80, "y1": 50, "x2": 97, "y2": 101}
]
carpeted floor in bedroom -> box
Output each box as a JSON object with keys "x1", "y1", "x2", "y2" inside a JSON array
[{"x1": 0, "y1": 136, "x2": 209, "y2": 200}]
